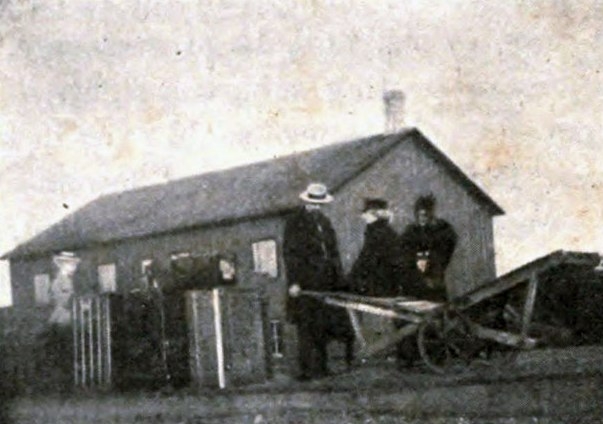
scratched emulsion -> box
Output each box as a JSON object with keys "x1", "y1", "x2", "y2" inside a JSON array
[{"x1": 0, "y1": 0, "x2": 602, "y2": 305}]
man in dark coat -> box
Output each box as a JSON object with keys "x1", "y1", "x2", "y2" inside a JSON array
[
  {"x1": 349, "y1": 198, "x2": 403, "y2": 297},
  {"x1": 283, "y1": 182, "x2": 349, "y2": 380},
  {"x1": 399, "y1": 194, "x2": 458, "y2": 302}
]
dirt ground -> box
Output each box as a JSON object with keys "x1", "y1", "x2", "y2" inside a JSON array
[{"x1": 5, "y1": 346, "x2": 603, "y2": 424}]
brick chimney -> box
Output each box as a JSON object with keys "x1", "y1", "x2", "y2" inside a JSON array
[{"x1": 383, "y1": 90, "x2": 406, "y2": 134}]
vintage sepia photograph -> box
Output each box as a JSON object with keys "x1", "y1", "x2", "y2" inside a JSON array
[{"x1": 1, "y1": 1, "x2": 602, "y2": 422}]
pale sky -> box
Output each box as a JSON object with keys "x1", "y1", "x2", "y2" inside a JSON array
[{"x1": 1, "y1": 0, "x2": 602, "y2": 306}]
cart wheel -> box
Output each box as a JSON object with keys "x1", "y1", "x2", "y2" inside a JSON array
[{"x1": 417, "y1": 311, "x2": 472, "y2": 374}]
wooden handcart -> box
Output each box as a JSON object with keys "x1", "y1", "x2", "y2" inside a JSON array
[{"x1": 302, "y1": 250, "x2": 601, "y2": 373}]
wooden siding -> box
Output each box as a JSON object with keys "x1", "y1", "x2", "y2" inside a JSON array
[
  {"x1": 9, "y1": 258, "x2": 55, "y2": 338},
  {"x1": 58, "y1": 217, "x2": 289, "y2": 317},
  {"x1": 5, "y1": 216, "x2": 297, "y2": 379},
  {"x1": 6, "y1": 139, "x2": 497, "y2": 328},
  {"x1": 5, "y1": 137, "x2": 500, "y2": 385},
  {"x1": 6, "y1": 218, "x2": 289, "y2": 326},
  {"x1": 327, "y1": 139, "x2": 497, "y2": 299}
]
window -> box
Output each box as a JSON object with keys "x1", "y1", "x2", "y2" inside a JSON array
[
  {"x1": 270, "y1": 320, "x2": 284, "y2": 357},
  {"x1": 141, "y1": 259, "x2": 153, "y2": 273},
  {"x1": 97, "y1": 263, "x2": 117, "y2": 293},
  {"x1": 170, "y1": 251, "x2": 192, "y2": 284},
  {"x1": 252, "y1": 239, "x2": 278, "y2": 278},
  {"x1": 171, "y1": 251, "x2": 191, "y2": 261},
  {"x1": 141, "y1": 259, "x2": 154, "y2": 288},
  {"x1": 34, "y1": 274, "x2": 50, "y2": 305},
  {"x1": 217, "y1": 255, "x2": 237, "y2": 284}
]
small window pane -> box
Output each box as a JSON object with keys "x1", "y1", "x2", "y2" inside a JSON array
[
  {"x1": 141, "y1": 259, "x2": 153, "y2": 273},
  {"x1": 98, "y1": 263, "x2": 117, "y2": 293},
  {"x1": 218, "y1": 256, "x2": 237, "y2": 283},
  {"x1": 252, "y1": 240, "x2": 278, "y2": 278},
  {"x1": 34, "y1": 274, "x2": 50, "y2": 305},
  {"x1": 141, "y1": 259, "x2": 154, "y2": 288}
]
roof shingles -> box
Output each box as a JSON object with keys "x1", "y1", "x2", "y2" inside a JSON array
[{"x1": 3, "y1": 129, "x2": 503, "y2": 259}]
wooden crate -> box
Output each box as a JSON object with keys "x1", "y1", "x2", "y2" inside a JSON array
[{"x1": 187, "y1": 288, "x2": 269, "y2": 388}]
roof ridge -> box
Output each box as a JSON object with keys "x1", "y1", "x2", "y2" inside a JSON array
[
  {"x1": 2, "y1": 127, "x2": 505, "y2": 260},
  {"x1": 96, "y1": 131, "x2": 408, "y2": 201}
]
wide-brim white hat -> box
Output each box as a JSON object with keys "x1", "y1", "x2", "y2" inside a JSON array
[
  {"x1": 53, "y1": 251, "x2": 81, "y2": 265},
  {"x1": 299, "y1": 183, "x2": 334, "y2": 204}
]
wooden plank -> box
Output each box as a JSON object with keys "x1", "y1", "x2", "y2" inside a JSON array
[
  {"x1": 72, "y1": 300, "x2": 78, "y2": 387},
  {"x1": 212, "y1": 288, "x2": 226, "y2": 389},
  {"x1": 471, "y1": 323, "x2": 537, "y2": 349},
  {"x1": 323, "y1": 297, "x2": 425, "y2": 323},
  {"x1": 455, "y1": 251, "x2": 601, "y2": 310},
  {"x1": 457, "y1": 254, "x2": 562, "y2": 308},
  {"x1": 522, "y1": 272, "x2": 539, "y2": 340},
  {"x1": 358, "y1": 323, "x2": 419, "y2": 358},
  {"x1": 105, "y1": 297, "x2": 112, "y2": 387},
  {"x1": 347, "y1": 309, "x2": 367, "y2": 348},
  {"x1": 222, "y1": 290, "x2": 269, "y2": 384},
  {"x1": 188, "y1": 291, "x2": 202, "y2": 386},
  {"x1": 300, "y1": 290, "x2": 438, "y2": 322}
]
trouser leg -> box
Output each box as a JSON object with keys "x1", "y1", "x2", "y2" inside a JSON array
[
  {"x1": 314, "y1": 336, "x2": 328, "y2": 376},
  {"x1": 297, "y1": 323, "x2": 314, "y2": 378},
  {"x1": 345, "y1": 336, "x2": 354, "y2": 369},
  {"x1": 397, "y1": 335, "x2": 418, "y2": 366},
  {"x1": 297, "y1": 321, "x2": 329, "y2": 378}
]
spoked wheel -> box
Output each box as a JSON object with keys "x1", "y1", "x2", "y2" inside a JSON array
[{"x1": 417, "y1": 310, "x2": 473, "y2": 374}]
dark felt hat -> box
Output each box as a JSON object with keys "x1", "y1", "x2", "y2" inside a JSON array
[
  {"x1": 414, "y1": 194, "x2": 436, "y2": 212},
  {"x1": 362, "y1": 198, "x2": 389, "y2": 212}
]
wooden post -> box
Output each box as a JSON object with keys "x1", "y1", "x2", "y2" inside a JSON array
[
  {"x1": 105, "y1": 296, "x2": 112, "y2": 387},
  {"x1": 72, "y1": 300, "x2": 79, "y2": 387},
  {"x1": 212, "y1": 288, "x2": 226, "y2": 389},
  {"x1": 189, "y1": 291, "x2": 202, "y2": 385},
  {"x1": 87, "y1": 302, "x2": 93, "y2": 386},
  {"x1": 471, "y1": 323, "x2": 536, "y2": 349},
  {"x1": 358, "y1": 323, "x2": 419, "y2": 358},
  {"x1": 522, "y1": 272, "x2": 539, "y2": 342},
  {"x1": 80, "y1": 300, "x2": 86, "y2": 387},
  {"x1": 347, "y1": 309, "x2": 366, "y2": 348},
  {"x1": 96, "y1": 297, "x2": 102, "y2": 386}
]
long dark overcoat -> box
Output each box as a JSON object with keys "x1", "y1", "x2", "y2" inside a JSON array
[
  {"x1": 349, "y1": 219, "x2": 403, "y2": 297},
  {"x1": 399, "y1": 218, "x2": 458, "y2": 300},
  {"x1": 283, "y1": 207, "x2": 349, "y2": 336}
]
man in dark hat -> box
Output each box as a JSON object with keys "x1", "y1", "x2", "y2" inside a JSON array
[
  {"x1": 283, "y1": 182, "x2": 350, "y2": 380},
  {"x1": 349, "y1": 198, "x2": 402, "y2": 297},
  {"x1": 399, "y1": 194, "x2": 458, "y2": 302}
]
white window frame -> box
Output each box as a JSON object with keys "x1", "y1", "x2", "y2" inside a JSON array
[
  {"x1": 141, "y1": 258, "x2": 154, "y2": 288},
  {"x1": 170, "y1": 251, "x2": 191, "y2": 261},
  {"x1": 33, "y1": 273, "x2": 51, "y2": 305},
  {"x1": 252, "y1": 239, "x2": 278, "y2": 278},
  {"x1": 97, "y1": 263, "x2": 117, "y2": 294},
  {"x1": 141, "y1": 258, "x2": 154, "y2": 273},
  {"x1": 218, "y1": 256, "x2": 237, "y2": 282}
]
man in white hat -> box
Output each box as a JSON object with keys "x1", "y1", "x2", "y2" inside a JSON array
[{"x1": 283, "y1": 182, "x2": 350, "y2": 380}]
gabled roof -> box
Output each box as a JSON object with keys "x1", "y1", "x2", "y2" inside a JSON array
[{"x1": 3, "y1": 128, "x2": 504, "y2": 260}]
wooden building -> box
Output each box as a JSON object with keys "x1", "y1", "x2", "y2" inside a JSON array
[{"x1": 1, "y1": 126, "x2": 504, "y2": 388}]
